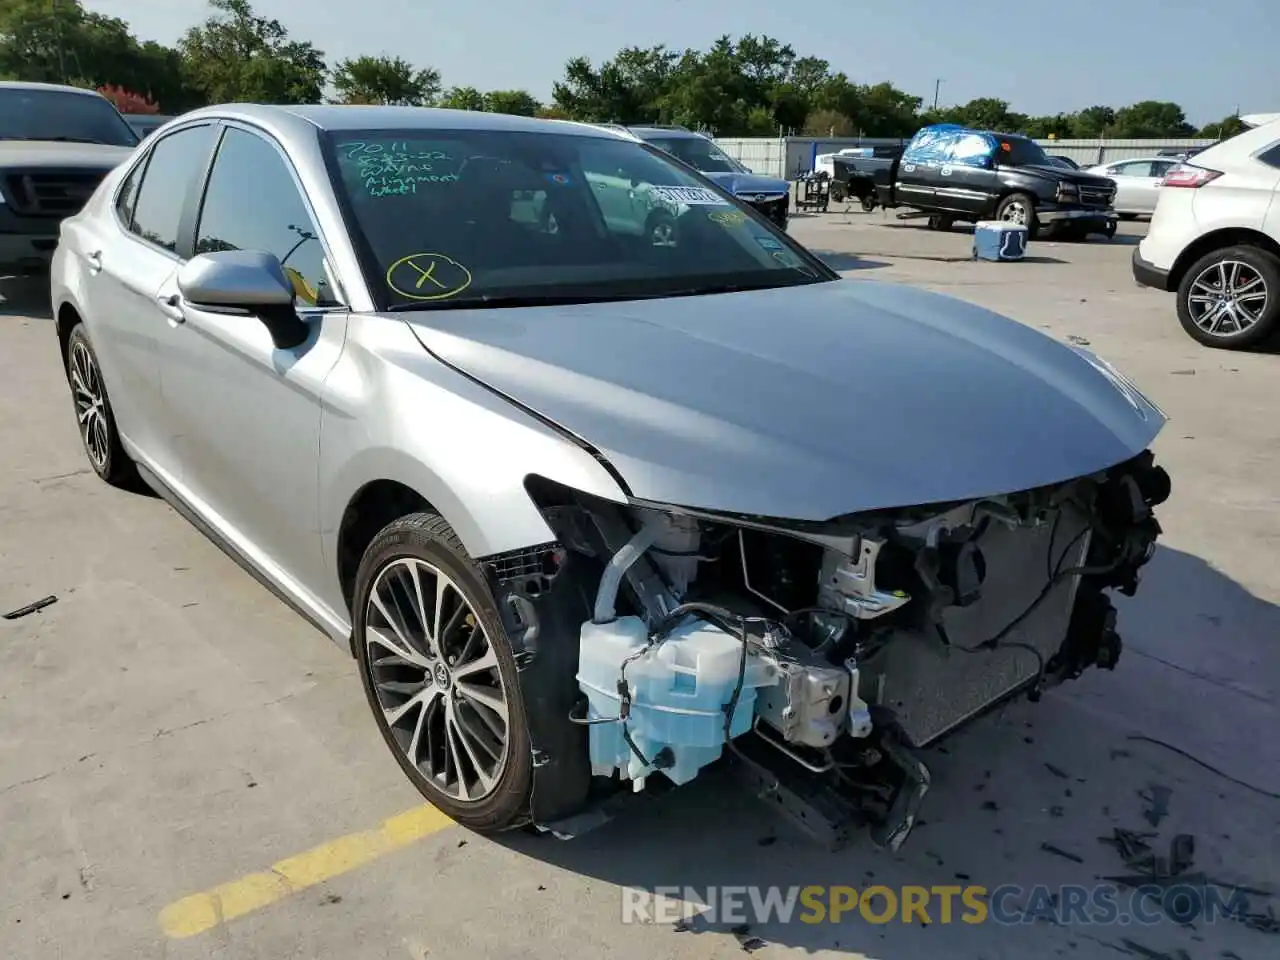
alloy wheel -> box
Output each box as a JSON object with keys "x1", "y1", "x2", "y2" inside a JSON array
[
  {"x1": 364, "y1": 558, "x2": 510, "y2": 802},
  {"x1": 1187, "y1": 259, "x2": 1269, "y2": 337},
  {"x1": 70, "y1": 340, "x2": 110, "y2": 470},
  {"x1": 650, "y1": 220, "x2": 677, "y2": 247},
  {"x1": 1000, "y1": 200, "x2": 1028, "y2": 225}
]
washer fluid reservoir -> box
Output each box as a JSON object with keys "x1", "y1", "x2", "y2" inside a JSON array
[{"x1": 576, "y1": 615, "x2": 774, "y2": 787}]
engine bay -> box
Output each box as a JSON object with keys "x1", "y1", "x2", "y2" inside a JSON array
[{"x1": 492, "y1": 450, "x2": 1170, "y2": 848}]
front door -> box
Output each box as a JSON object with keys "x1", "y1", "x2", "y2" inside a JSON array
[
  {"x1": 158, "y1": 124, "x2": 348, "y2": 605},
  {"x1": 83, "y1": 122, "x2": 220, "y2": 475}
]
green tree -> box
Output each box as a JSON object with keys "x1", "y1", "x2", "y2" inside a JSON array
[
  {"x1": 0, "y1": 0, "x2": 200, "y2": 110},
  {"x1": 1111, "y1": 100, "x2": 1195, "y2": 138},
  {"x1": 802, "y1": 108, "x2": 854, "y2": 137},
  {"x1": 551, "y1": 46, "x2": 678, "y2": 123},
  {"x1": 1199, "y1": 114, "x2": 1244, "y2": 140},
  {"x1": 1070, "y1": 105, "x2": 1117, "y2": 138},
  {"x1": 483, "y1": 89, "x2": 539, "y2": 116},
  {"x1": 437, "y1": 85, "x2": 485, "y2": 111},
  {"x1": 331, "y1": 54, "x2": 439, "y2": 105},
  {"x1": 179, "y1": 0, "x2": 326, "y2": 105}
]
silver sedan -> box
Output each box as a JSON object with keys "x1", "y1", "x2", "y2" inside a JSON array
[
  {"x1": 49, "y1": 104, "x2": 1171, "y2": 848},
  {"x1": 1085, "y1": 156, "x2": 1183, "y2": 217}
]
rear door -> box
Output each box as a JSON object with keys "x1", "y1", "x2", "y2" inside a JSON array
[
  {"x1": 895, "y1": 129, "x2": 949, "y2": 207},
  {"x1": 937, "y1": 131, "x2": 996, "y2": 216},
  {"x1": 1106, "y1": 160, "x2": 1163, "y2": 213},
  {"x1": 81, "y1": 122, "x2": 220, "y2": 474}
]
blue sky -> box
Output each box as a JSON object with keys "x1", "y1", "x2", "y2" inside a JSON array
[{"x1": 87, "y1": 0, "x2": 1274, "y2": 125}]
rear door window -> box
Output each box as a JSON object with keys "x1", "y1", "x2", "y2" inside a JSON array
[{"x1": 128, "y1": 124, "x2": 219, "y2": 254}]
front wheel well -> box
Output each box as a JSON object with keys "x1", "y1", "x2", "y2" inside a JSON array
[
  {"x1": 336, "y1": 480, "x2": 435, "y2": 619},
  {"x1": 56, "y1": 302, "x2": 82, "y2": 368},
  {"x1": 1168, "y1": 228, "x2": 1280, "y2": 290}
]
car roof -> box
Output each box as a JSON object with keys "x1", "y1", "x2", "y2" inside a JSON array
[
  {"x1": 627, "y1": 126, "x2": 703, "y2": 139},
  {"x1": 0, "y1": 80, "x2": 105, "y2": 97},
  {"x1": 176, "y1": 103, "x2": 620, "y2": 140}
]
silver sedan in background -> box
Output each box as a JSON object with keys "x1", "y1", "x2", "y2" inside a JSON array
[
  {"x1": 49, "y1": 104, "x2": 1171, "y2": 849},
  {"x1": 1085, "y1": 156, "x2": 1182, "y2": 218}
]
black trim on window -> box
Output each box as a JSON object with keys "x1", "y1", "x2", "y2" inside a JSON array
[
  {"x1": 176, "y1": 121, "x2": 227, "y2": 261},
  {"x1": 1257, "y1": 141, "x2": 1280, "y2": 169}
]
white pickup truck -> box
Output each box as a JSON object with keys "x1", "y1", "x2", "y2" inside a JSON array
[{"x1": 0, "y1": 81, "x2": 138, "y2": 276}]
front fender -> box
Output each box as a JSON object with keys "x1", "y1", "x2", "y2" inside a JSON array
[{"x1": 317, "y1": 315, "x2": 629, "y2": 618}]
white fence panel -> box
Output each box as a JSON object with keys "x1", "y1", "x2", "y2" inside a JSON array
[{"x1": 714, "y1": 137, "x2": 787, "y2": 178}]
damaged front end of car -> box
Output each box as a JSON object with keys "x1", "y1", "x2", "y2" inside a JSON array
[{"x1": 480, "y1": 451, "x2": 1170, "y2": 849}]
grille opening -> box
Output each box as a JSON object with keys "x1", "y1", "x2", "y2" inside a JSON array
[{"x1": 3, "y1": 171, "x2": 107, "y2": 217}]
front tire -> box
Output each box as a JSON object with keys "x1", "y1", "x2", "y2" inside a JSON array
[
  {"x1": 995, "y1": 192, "x2": 1039, "y2": 240},
  {"x1": 353, "y1": 512, "x2": 533, "y2": 831},
  {"x1": 1176, "y1": 245, "x2": 1280, "y2": 350},
  {"x1": 65, "y1": 323, "x2": 136, "y2": 487}
]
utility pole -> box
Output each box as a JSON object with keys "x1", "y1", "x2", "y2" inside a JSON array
[
  {"x1": 53, "y1": 0, "x2": 68, "y2": 83},
  {"x1": 932, "y1": 79, "x2": 942, "y2": 111}
]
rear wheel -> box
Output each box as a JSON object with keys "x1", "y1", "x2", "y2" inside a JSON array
[
  {"x1": 353, "y1": 512, "x2": 533, "y2": 831},
  {"x1": 65, "y1": 324, "x2": 137, "y2": 487},
  {"x1": 995, "y1": 192, "x2": 1039, "y2": 240},
  {"x1": 1176, "y1": 245, "x2": 1280, "y2": 350}
]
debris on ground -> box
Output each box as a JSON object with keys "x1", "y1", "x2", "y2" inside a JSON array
[
  {"x1": 1041, "y1": 842, "x2": 1084, "y2": 864},
  {"x1": 1139, "y1": 783, "x2": 1173, "y2": 827},
  {"x1": 3, "y1": 594, "x2": 57, "y2": 620},
  {"x1": 730, "y1": 924, "x2": 768, "y2": 953},
  {"x1": 1099, "y1": 825, "x2": 1279, "y2": 934},
  {"x1": 1119, "y1": 939, "x2": 1192, "y2": 960},
  {"x1": 1099, "y1": 827, "x2": 1157, "y2": 862},
  {"x1": 1045, "y1": 762, "x2": 1070, "y2": 779}
]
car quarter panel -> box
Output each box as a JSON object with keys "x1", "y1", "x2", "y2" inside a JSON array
[{"x1": 315, "y1": 313, "x2": 630, "y2": 622}]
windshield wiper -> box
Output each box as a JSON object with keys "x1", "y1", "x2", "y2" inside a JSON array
[{"x1": 387, "y1": 292, "x2": 649, "y2": 312}]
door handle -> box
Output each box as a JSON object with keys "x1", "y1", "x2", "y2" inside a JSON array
[
  {"x1": 157, "y1": 292, "x2": 185, "y2": 323},
  {"x1": 85, "y1": 250, "x2": 102, "y2": 274}
]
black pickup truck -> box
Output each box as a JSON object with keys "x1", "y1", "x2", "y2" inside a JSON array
[{"x1": 834, "y1": 124, "x2": 1118, "y2": 240}]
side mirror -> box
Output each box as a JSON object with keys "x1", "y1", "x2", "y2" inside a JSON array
[{"x1": 177, "y1": 250, "x2": 310, "y2": 350}]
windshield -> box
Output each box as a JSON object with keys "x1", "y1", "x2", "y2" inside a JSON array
[
  {"x1": 997, "y1": 136, "x2": 1051, "y2": 168},
  {"x1": 0, "y1": 88, "x2": 139, "y2": 147},
  {"x1": 640, "y1": 135, "x2": 747, "y2": 174},
  {"x1": 324, "y1": 129, "x2": 829, "y2": 311}
]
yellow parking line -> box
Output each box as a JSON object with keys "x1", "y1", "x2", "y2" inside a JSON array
[{"x1": 159, "y1": 804, "x2": 455, "y2": 938}]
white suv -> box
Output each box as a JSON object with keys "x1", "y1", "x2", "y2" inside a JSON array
[{"x1": 1132, "y1": 114, "x2": 1280, "y2": 349}]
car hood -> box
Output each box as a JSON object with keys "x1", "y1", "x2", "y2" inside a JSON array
[
  {"x1": 0, "y1": 140, "x2": 135, "y2": 168},
  {"x1": 401, "y1": 279, "x2": 1164, "y2": 521},
  {"x1": 701, "y1": 171, "x2": 790, "y2": 197}
]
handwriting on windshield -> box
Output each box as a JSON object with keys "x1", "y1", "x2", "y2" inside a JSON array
[{"x1": 338, "y1": 141, "x2": 459, "y2": 197}]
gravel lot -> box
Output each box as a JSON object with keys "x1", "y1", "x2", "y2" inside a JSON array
[{"x1": 1, "y1": 214, "x2": 1277, "y2": 960}]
